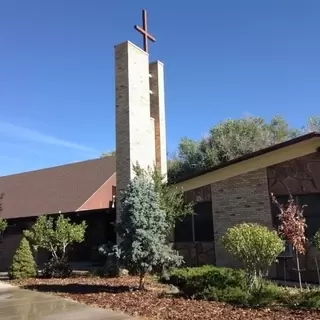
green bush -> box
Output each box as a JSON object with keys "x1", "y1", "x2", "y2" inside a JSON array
[
  {"x1": 299, "y1": 291, "x2": 320, "y2": 309},
  {"x1": 247, "y1": 283, "x2": 284, "y2": 307},
  {"x1": 205, "y1": 286, "x2": 249, "y2": 305},
  {"x1": 165, "y1": 266, "x2": 320, "y2": 309},
  {"x1": 9, "y1": 237, "x2": 37, "y2": 280},
  {"x1": 165, "y1": 265, "x2": 286, "y2": 308},
  {"x1": 165, "y1": 265, "x2": 245, "y2": 296},
  {"x1": 42, "y1": 257, "x2": 72, "y2": 278},
  {"x1": 98, "y1": 242, "x2": 121, "y2": 277},
  {"x1": 221, "y1": 223, "x2": 284, "y2": 291},
  {"x1": 280, "y1": 290, "x2": 320, "y2": 310}
]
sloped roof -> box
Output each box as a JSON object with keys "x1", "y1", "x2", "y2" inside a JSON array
[
  {"x1": 0, "y1": 156, "x2": 116, "y2": 219},
  {"x1": 175, "y1": 132, "x2": 320, "y2": 183}
]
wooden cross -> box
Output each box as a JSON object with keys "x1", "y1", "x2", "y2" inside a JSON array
[{"x1": 134, "y1": 9, "x2": 156, "y2": 53}]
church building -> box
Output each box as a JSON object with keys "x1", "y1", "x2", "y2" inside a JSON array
[{"x1": 0, "y1": 10, "x2": 320, "y2": 284}]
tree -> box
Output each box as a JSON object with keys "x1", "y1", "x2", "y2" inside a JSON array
[
  {"x1": 24, "y1": 215, "x2": 87, "y2": 277},
  {"x1": 9, "y1": 237, "x2": 37, "y2": 280},
  {"x1": 100, "y1": 150, "x2": 116, "y2": 157},
  {"x1": 117, "y1": 174, "x2": 183, "y2": 289},
  {"x1": 168, "y1": 115, "x2": 319, "y2": 183},
  {"x1": 272, "y1": 194, "x2": 307, "y2": 289},
  {"x1": 133, "y1": 163, "x2": 194, "y2": 230},
  {"x1": 0, "y1": 193, "x2": 8, "y2": 236},
  {"x1": 313, "y1": 230, "x2": 320, "y2": 285},
  {"x1": 221, "y1": 223, "x2": 284, "y2": 291},
  {"x1": 304, "y1": 115, "x2": 320, "y2": 133}
]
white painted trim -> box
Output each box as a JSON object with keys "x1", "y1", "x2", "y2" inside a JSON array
[{"x1": 76, "y1": 172, "x2": 116, "y2": 211}]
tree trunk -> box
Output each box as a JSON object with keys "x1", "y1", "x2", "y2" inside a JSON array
[
  {"x1": 315, "y1": 257, "x2": 320, "y2": 286},
  {"x1": 139, "y1": 272, "x2": 145, "y2": 290},
  {"x1": 296, "y1": 252, "x2": 302, "y2": 290}
]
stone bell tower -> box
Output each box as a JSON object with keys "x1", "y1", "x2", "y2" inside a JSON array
[{"x1": 115, "y1": 9, "x2": 167, "y2": 219}]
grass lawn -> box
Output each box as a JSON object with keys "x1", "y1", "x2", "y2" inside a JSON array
[{"x1": 7, "y1": 275, "x2": 320, "y2": 320}]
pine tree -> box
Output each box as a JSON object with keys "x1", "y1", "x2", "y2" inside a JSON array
[
  {"x1": 9, "y1": 237, "x2": 37, "y2": 280},
  {"x1": 117, "y1": 174, "x2": 183, "y2": 289}
]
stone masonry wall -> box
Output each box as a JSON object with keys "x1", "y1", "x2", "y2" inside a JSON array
[
  {"x1": 175, "y1": 242, "x2": 215, "y2": 266},
  {"x1": 211, "y1": 168, "x2": 273, "y2": 268}
]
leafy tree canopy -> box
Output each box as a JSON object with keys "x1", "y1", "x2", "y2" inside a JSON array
[
  {"x1": 168, "y1": 115, "x2": 320, "y2": 183},
  {"x1": 24, "y1": 214, "x2": 87, "y2": 261},
  {"x1": 133, "y1": 163, "x2": 194, "y2": 229},
  {"x1": 221, "y1": 223, "x2": 284, "y2": 291},
  {"x1": 100, "y1": 150, "x2": 116, "y2": 157}
]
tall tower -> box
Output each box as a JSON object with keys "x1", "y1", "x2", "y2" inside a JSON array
[{"x1": 115, "y1": 9, "x2": 167, "y2": 220}]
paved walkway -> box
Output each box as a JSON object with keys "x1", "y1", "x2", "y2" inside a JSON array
[{"x1": 0, "y1": 282, "x2": 136, "y2": 320}]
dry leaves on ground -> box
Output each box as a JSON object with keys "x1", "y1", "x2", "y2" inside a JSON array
[{"x1": 8, "y1": 276, "x2": 320, "y2": 320}]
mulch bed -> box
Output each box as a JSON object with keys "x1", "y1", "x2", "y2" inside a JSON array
[{"x1": 7, "y1": 276, "x2": 320, "y2": 320}]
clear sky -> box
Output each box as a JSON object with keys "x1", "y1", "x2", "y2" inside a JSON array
[{"x1": 0, "y1": 0, "x2": 319, "y2": 176}]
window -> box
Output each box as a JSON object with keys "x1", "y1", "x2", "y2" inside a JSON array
[
  {"x1": 298, "y1": 195, "x2": 320, "y2": 239},
  {"x1": 175, "y1": 201, "x2": 213, "y2": 242},
  {"x1": 194, "y1": 202, "x2": 214, "y2": 242},
  {"x1": 271, "y1": 194, "x2": 320, "y2": 240},
  {"x1": 174, "y1": 214, "x2": 193, "y2": 242},
  {"x1": 271, "y1": 195, "x2": 289, "y2": 228}
]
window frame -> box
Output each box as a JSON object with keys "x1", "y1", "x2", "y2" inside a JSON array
[{"x1": 174, "y1": 201, "x2": 214, "y2": 243}]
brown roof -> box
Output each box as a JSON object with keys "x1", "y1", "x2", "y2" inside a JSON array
[
  {"x1": 174, "y1": 132, "x2": 320, "y2": 183},
  {"x1": 0, "y1": 156, "x2": 116, "y2": 219}
]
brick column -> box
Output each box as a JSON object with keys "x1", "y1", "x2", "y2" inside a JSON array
[
  {"x1": 114, "y1": 41, "x2": 156, "y2": 227},
  {"x1": 211, "y1": 168, "x2": 273, "y2": 268}
]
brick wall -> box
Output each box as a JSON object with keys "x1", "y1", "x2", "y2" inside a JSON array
[
  {"x1": 211, "y1": 168, "x2": 273, "y2": 268},
  {"x1": 115, "y1": 41, "x2": 156, "y2": 226}
]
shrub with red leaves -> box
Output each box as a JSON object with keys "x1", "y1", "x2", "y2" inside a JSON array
[{"x1": 271, "y1": 193, "x2": 307, "y2": 255}]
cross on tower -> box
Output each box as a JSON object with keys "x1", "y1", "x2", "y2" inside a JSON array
[{"x1": 134, "y1": 9, "x2": 156, "y2": 53}]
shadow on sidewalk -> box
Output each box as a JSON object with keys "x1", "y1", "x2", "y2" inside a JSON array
[{"x1": 21, "y1": 283, "x2": 134, "y2": 295}]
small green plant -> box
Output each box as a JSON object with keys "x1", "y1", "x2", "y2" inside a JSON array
[
  {"x1": 0, "y1": 218, "x2": 7, "y2": 235},
  {"x1": 279, "y1": 289, "x2": 320, "y2": 310},
  {"x1": 98, "y1": 242, "x2": 121, "y2": 277},
  {"x1": 0, "y1": 193, "x2": 8, "y2": 236},
  {"x1": 24, "y1": 214, "x2": 86, "y2": 277},
  {"x1": 9, "y1": 237, "x2": 37, "y2": 280},
  {"x1": 314, "y1": 230, "x2": 320, "y2": 250},
  {"x1": 221, "y1": 223, "x2": 284, "y2": 291},
  {"x1": 42, "y1": 257, "x2": 72, "y2": 278}
]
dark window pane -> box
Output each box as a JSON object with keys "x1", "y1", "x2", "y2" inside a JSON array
[
  {"x1": 175, "y1": 214, "x2": 193, "y2": 242},
  {"x1": 298, "y1": 195, "x2": 320, "y2": 239},
  {"x1": 194, "y1": 201, "x2": 213, "y2": 242},
  {"x1": 271, "y1": 195, "x2": 289, "y2": 228}
]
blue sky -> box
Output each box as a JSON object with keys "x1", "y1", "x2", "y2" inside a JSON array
[{"x1": 0, "y1": 0, "x2": 319, "y2": 176}]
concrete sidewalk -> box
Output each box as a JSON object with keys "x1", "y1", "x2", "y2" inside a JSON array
[{"x1": 0, "y1": 282, "x2": 136, "y2": 320}]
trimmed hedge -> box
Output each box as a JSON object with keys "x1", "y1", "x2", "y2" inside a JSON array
[
  {"x1": 165, "y1": 265, "x2": 245, "y2": 297},
  {"x1": 163, "y1": 265, "x2": 320, "y2": 309}
]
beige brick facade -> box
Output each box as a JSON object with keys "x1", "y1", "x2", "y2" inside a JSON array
[
  {"x1": 149, "y1": 61, "x2": 167, "y2": 178},
  {"x1": 115, "y1": 41, "x2": 155, "y2": 197},
  {"x1": 211, "y1": 168, "x2": 273, "y2": 267},
  {"x1": 114, "y1": 41, "x2": 167, "y2": 223}
]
